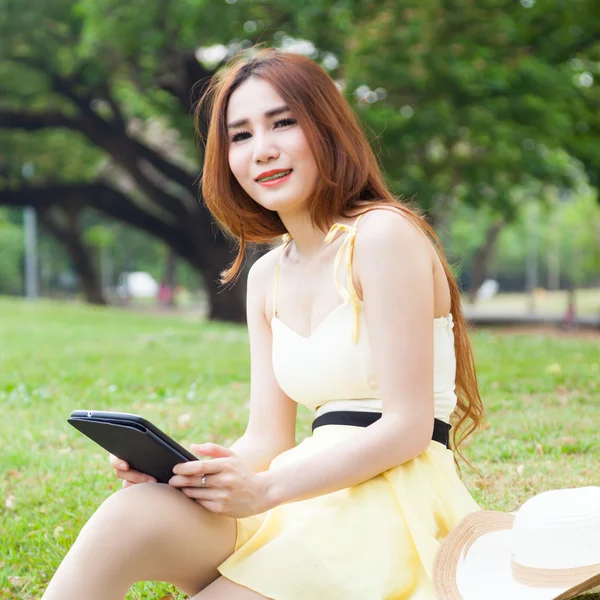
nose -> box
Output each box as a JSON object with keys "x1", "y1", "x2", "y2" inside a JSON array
[{"x1": 253, "y1": 130, "x2": 279, "y2": 164}]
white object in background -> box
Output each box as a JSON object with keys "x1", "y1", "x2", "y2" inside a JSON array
[
  {"x1": 116, "y1": 272, "x2": 159, "y2": 299},
  {"x1": 476, "y1": 279, "x2": 499, "y2": 301}
]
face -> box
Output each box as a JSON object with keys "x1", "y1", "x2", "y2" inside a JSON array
[{"x1": 226, "y1": 77, "x2": 319, "y2": 214}]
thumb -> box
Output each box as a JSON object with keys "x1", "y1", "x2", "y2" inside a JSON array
[{"x1": 191, "y1": 443, "x2": 234, "y2": 459}]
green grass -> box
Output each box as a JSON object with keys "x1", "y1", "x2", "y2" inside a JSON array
[{"x1": 1, "y1": 297, "x2": 599, "y2": 599}]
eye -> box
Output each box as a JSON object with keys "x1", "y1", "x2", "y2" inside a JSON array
[
  {"x1": 274, "y1": 117, "x2": 296, "y2": 128},
  {"x1": 230, "y1": 117, "x2": 296, "y2": 144},
  {"x1": 231, "y1": 131, "x2": 251, "y2": 143}
]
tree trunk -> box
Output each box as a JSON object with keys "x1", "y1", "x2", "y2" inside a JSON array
[
  {"x1": 205, "y1": 275, "x2": 247, "y2": 322},
  {"x1": 0, "y1": 184, "x2": 272, "y2": 317},
  {"x1": 0, "y1": 60, "x2": 247, "y2": 318},
  {"x1": 73, "y1": 247, "x2": 106, "y2": 305},
  {"x1": 38, "y1": 207, "x2": 106, "y2": 305},
  {"x1": 467, "y1": 218, "x2": 506, "y2": 304},
  {"x1": 196, "y1": 241, "x2": 267, "y2": 323}
]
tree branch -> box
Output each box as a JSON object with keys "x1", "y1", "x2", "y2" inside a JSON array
[
  {"x1": 38, "y1": 205, "x2": 106, "y2": 304},
  {"x1": 133, "y1": 139, "x2": 197, "y2": 190},
  {"x1": 0, "y1": 109, "x2": 90, "y2": 134},
  {"x1": 0, "y1": 182, "x2": 191, "y2": 257},
  {"x1": 98, "y1": 83, "x2": 127, "y2": 130},
  {"x1": 6, "y1": 55, "x2": 198, "y2": 222},
  {"x1": 0, "y1": 106, "x2": 193, "y2": 221}
]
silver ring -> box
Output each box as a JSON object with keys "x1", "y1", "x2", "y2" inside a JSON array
[{"x1": 200, "y1": 474, "x2": 206, "y2": 488}]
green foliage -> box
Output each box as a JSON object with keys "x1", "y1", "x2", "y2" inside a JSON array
[
  {"x1": 446, "y1": 189, "x2": 600, "y2": 286},
  {"x1": 84, "y1": 224, "x2": 115, "y2": 249},
  {"x1": 556, "y1": 193, "x2": 600, "y2": 285},
  {"x1": 1, "y1": 0, "x2": 600, "y2": 294},
  {"x1": 3, "y1": 0, "x2": 597, "y2": 211},
  {"x1": 337, "y1": 0, "x2": 599, "y2": 213},
  {"x1": 0, "y1": 130, "x2": 104, "y2": 186}
]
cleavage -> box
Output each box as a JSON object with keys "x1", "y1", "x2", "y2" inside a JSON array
[
  {"x1": 276, "y1": 236, "x2": 351, "y2": 338},
  {"x1": 276, "y1": 293, "x2": 349, "y2": 338}
]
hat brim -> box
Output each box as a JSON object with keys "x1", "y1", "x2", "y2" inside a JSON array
[{"x1": 433, "y1": 510, "x2": 600, "y2": 600}]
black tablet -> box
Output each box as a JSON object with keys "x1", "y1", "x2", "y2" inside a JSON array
[{"x1": 68, "y1": 410, "x2": 197, "y2": 484}]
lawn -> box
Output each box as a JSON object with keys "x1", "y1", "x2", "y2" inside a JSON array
[{"x1": 1, "y1": 297, "x2": 598, "y2": 599}]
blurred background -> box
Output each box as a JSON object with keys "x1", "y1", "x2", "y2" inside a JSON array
[{"x1": 0, "y1": 0, "x2": 599, "y2": 328}]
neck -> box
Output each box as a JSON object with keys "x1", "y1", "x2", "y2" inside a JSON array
[{"x1": 278, "y1": 210, "x2": 333, "y2": 259}]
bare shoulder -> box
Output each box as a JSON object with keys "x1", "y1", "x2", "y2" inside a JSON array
[
  {"x1": 246, "y1": 243, "x2": 284, "y2": 318},
  {"x1": 353, "y1": 208, "x2": 433, "y2": 266},
  {"x1": 247, "y1": 244, "x2": 281, "y2": 286}
]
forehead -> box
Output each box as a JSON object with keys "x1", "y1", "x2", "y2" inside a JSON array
[{"x1": 226, "y1": 77, "x2": 286, "y2": 122}]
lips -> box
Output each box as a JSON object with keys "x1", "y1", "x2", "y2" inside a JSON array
[{"x1": 255, "y1": 169, "x2": 293, "y2": 182}]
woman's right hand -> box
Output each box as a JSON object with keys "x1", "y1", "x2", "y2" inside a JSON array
[{"x1": 109, "y1": 454, "x2": 157, "y2": 487}]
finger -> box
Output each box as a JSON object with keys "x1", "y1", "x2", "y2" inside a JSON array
[
  {"x1": 169, "y1": 472, "x2": 230, "y2": 489},
  {"x1": 191, "y1": 443, "x2": 234, "y2": 459},
  {"x1": 196, "y1": 499, "x2": 227, "y2": 514},
  {"x1": 169, "y1": 473, "x2": 212, "y2": 488},
  {"x1": 172, "y1": 457, "x2": 230, "y2": 476},
  {"x1": 114, "y1": 469, "x2": 156, "y2": 484},
  {"x1": 168, "y1": 474, "x2": 190, "y2": 488},
  {"x1": 109, "y1": 454, "x2": 129, "y2": 470},
  {"x1": 120, "y1": 478, "x2": 153, "y2": 488},
  {"x1": 180, "y1": 486, "x2": 224, "y2": 501}
]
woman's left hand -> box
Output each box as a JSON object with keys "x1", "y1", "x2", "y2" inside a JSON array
[{"x1": 169, "y1": 443, "x2": 274, "y2": 518}]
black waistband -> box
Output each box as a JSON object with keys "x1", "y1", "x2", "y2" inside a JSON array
[{"x1": 311, "y1": 411, "x2": 451, "y2": 449}]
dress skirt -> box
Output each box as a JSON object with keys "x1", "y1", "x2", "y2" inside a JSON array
[{"x1": 217, "y1": 424, "x2": 480, "y2": 600}]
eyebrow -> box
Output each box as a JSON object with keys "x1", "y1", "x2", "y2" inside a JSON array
[{"x1": 226, "y1": 105, "x2": 291, "y2": 130}]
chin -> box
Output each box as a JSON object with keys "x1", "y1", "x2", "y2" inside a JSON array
[{"x1": 254, "y1": 193, "x2": 307, "y2": 214}]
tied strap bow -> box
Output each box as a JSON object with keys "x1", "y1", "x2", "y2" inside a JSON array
[{"x1": 324, "y1": 221, "x2": 362, "y2": 344}]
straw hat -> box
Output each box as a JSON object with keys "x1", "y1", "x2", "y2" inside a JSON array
[{"x1": 433, "y1": 487, "x2": 600, "y2": 600}]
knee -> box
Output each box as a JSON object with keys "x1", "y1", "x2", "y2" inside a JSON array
[
  {"x1": 81, "y1": 483, "x2": 183, "y2": 545},
  {"x1": 102, "y1": 480, "x2": 177, "y2": 510}
]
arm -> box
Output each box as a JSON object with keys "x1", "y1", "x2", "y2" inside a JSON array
[
  {"x1": 111, "y1": 258, "x2": 291, "y2": 486},
  {"x1": 228, "y1": 435, "x2": 278, "y2": 474},
  {"x1": 261, "y1": 213, "x2": 436, "y2": 508},
  {"x1": 229, "y1": 250, "x2": 298, "y2": 474}
]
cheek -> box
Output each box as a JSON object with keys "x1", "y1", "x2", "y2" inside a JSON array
[
  {"x1": 228, "y1": 148, "x2": 246, "y2": 183},
  {"x1": 289, "y1": 129, "x2": 316, "y2": 167},
  {"x1": 295, "y1": 138, "x2": 318, "y2": 178}
]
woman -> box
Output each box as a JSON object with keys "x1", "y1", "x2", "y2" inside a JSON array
[{"x1": 43, "y1": 47, "x2": 483, "y2": 600}]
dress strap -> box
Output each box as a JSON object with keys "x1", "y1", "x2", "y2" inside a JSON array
[
  {"x1": 324, "y1": 214, "x2": 364, "y2": 343},
  {"x1": 273, "y1": 234, "x2": 292, "y2": 319}
]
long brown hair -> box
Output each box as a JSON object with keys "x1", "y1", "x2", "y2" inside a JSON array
[{"x1": 195, "y1": 46, "x2": 484, "y2": 463}]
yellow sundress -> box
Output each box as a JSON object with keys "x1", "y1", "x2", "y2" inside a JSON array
[{"x1": 217, "y1": 214, "x2": 480, "y2": 599}]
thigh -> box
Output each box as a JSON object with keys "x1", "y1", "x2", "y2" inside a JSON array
[{"x1": 82, "y1": 482, "x2": 238, "y2": 595}]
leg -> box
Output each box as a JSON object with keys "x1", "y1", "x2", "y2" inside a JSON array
[
  {"x1": 191, "y1": 576, "x2": 271, "y2": 599},
  {"x1": 42, "y1": 483, "x2": 237, "y2": 600}
]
